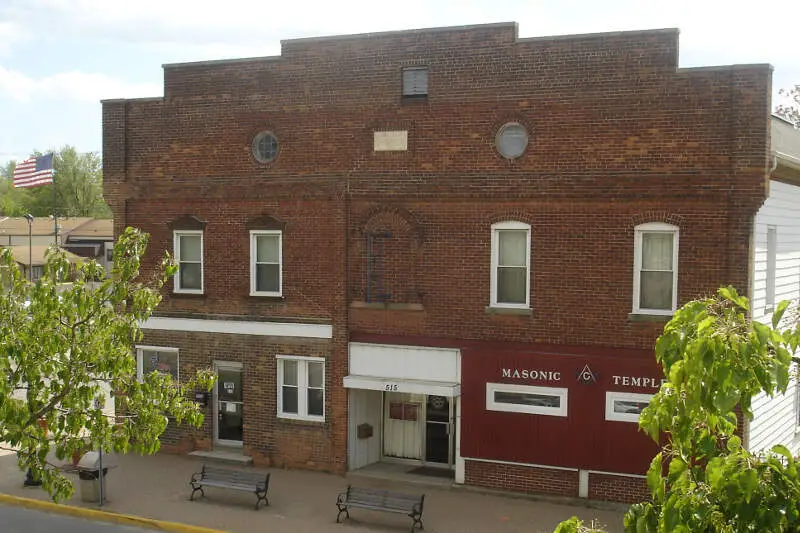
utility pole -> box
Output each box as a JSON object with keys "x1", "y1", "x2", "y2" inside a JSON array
[{"x1": 24, "y1": 213, "x2": 33, "y2": 281}]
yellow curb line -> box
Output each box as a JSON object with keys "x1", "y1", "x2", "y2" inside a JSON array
[{"x1": 0, "y1": 493, "x2": 228, "y2": 533}]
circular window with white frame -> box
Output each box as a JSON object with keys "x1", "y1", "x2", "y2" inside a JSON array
[
  {"x1": 495, "y1": 122, "x2": 529, "y2": 160},
  {"x1": 252, "y1": 131, "x2": 279, "y2": 163}
]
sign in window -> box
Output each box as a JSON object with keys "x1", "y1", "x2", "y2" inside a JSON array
[
  {"x1": 486, "y1": 383, "x2": 568, "y2": 417},
  {"x1": 605, "y1": 391, "x2": 653, "y2": 422}
]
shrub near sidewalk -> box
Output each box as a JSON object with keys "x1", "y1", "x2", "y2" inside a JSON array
[
  {"x1": 555, "y1": 287, "x2": 800, "y2": 533},
  {"x1": 0, "y1": 227, "x2": 215, "y2": 502}
]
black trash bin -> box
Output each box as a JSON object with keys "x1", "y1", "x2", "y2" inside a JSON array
[{"x1": 76, "y1": 451, "x2": 115, "y2": 503}]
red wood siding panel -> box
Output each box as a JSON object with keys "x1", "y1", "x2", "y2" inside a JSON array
[{"x1": 461, "y1": 345, "x2": 660, "y2": 475}]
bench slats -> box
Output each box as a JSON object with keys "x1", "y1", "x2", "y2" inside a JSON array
[
  {"x1": 336, "y1": 484, "x2": 425, "y2": 531},
  {"x1": 190, "y1": 463, "x2": 270, "y2": 510},
  {"x1": 200, "y1": 479, "x2": 265, "y2": 492}
]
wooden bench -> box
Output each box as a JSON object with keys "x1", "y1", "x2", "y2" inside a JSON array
[
  {"x1": 189, "y1": 464, "x2": 270, "y2": 510},
  {"x1": 336, "y1": 485, "x2": 425, "y2": 532}
]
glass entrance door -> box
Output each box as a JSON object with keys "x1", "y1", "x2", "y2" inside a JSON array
[
  {"x1": 424, "y1": 395, "x2": 451, "y2": 464},
  {"x1": 215, "y1": 365, "x2": 243, "y2": 445}
]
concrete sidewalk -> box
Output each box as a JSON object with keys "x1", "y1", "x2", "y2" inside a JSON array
[{"x1": 0, "y1": 450, "x2": 624, "y2": 533}]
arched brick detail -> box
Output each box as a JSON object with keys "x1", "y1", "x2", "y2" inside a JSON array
[
  {"x1": 486, "y1": 210, "x2": 535, "y2": 227},
  {"x1": 355, "y1": 204, "x2": 425, "y2": 243},
  {"x1": 629, "y1": 212, "x2": 685, "y2": 235},
  {"x1": 168, "y1": 214, "x2": 206, "y2": 231},
  {"x1": 245, "y1": 213, "x2": 286, "y2": 231},
  {"x1": 351, "y1": 205, "x2": 425, "y2": 304}
]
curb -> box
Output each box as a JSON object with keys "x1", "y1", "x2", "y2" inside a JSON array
[{"x1": 0, "y1": 493, "x2": 227, "y2": 533}]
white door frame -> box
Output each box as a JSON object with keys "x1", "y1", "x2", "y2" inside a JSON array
[
  {"x1": 213, "y1": 360, "x2": 244, "y2": 447},
  {"x1": 379, "y1": 392, "x2": 456, "y2": 469}
]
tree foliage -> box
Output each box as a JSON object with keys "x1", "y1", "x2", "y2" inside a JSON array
[
  {"x1": 0, "y1": 227, "x2": 214, "y2": 502},
  {"x1": 776, "y1": 85, "x2": 799, "y2": 126},
  {"x1": 0, "y1": 145, "x2": 111, "y2": 218},
  {"x1": 556, "y1": 287, "x2": 800, "y2": 533}
]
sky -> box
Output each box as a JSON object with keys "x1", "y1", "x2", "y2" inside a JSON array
[{"x1": 1, "y1": 0, "x2": 798, "y2": 167}]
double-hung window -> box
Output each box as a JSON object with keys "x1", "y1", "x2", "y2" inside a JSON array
[
  {"x1": 173, "y1": 230, "x2": 203, "y2": 293},
  {"x1": 136, "y1": 346, "x2": 179, "y2": 383},
  {"x1": 490, "y1": 221, "x2": 531, "y2": 308},
  {"x1": 633, "y1": 223, "x2": 678, "y2": 315},
  {"x1": 250, "y1": 230, "x2": 282, "y2": 296},
  {"x1": 277, "y1": 356, "x2": 324, "y2": 421}
]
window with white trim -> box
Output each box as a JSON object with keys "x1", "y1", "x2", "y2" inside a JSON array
[
  {"x1": 173, "y1": 230, "x2": 203, "y2": 293},
  {"x1": 277, "y1": 356, "x2": 325, "y2": 421},
  {"x1": 605, "y1": 391, "x2": 653, "y2": 423},
  {"x1": 633, "y1": 223, "x2": 678, "y2": 314},
  {"x1": 486, "y1": 383, "x2": 567, "y2": 417},
  {"x1": 490, "y1": 221, "x2": 531, "y2": 308},
  {"x1": 136, "y1": 346, "x2": 179, "y2": 383},
  {"x1": 250, "y1": 230, "x2": 282, "y2": 296},
  {"x1": 766, "y1": 225, "x2": 777, "y2": 312}
]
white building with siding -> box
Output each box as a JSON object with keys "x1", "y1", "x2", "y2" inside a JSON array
[{"x1": 747, "y1": 115, "x2": 800, "y2": 455}]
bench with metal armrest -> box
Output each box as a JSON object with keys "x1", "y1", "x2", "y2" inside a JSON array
[
  {"x1": 189, "y1": 464, "x2": 270, "y2": 510},
  {"x1": 336, "y1": 484, "x2": 425, "y2": 532}
]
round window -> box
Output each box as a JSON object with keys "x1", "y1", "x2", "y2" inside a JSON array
[
  {"x1": 495, "y1": 123, "x2": 529, "y2": 159},
  {"x1": 252, "y1": 131, "x2": 279, "y2": 163}
]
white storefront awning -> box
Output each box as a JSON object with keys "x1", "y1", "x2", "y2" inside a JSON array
[{"x1": 343, "y1": 375, "x2": 460, "y2": 397}]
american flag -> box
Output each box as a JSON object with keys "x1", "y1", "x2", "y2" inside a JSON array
[{"x1": 12, "y1": 153, "x2": 55, "y2": 188}]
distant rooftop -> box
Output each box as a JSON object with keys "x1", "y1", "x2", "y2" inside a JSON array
[
  {"x1": 0, "y1": 217, "x2": 112, "y2": 238},
  {"x1": 5, "y1": 245, "x2": 83, "y2": 266}
]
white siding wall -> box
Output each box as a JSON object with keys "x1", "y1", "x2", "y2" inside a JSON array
[
  {"x1": 748, "y1": 179, "x2": 800, "y2": 454},
  {"x1": 347, "y1": 389, "x2": 383, "y2": 470}
]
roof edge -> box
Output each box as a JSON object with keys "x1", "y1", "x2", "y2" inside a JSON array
[
  {"x1": 280, "y1": 21, "x2": 518, "y2": 46},
  {"x1": 163, "y1": 55, "x2": 281, "y2": 70},
  {"x1": 517, "y1": 27, "x2": 678, "y2": 43}
]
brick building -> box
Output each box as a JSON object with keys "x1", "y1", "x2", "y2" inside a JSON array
[{"x1": 102, "y1": 22, "x2": 775, "y2": 503}]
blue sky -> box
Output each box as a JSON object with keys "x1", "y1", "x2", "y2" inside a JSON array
[{"x1": 1, "y1": 0, "x2": 798, "y2": 167}]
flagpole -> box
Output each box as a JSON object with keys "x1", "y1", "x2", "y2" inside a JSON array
[{"x1": 51, "y1": 152, "x2": 58, "y2": 247}]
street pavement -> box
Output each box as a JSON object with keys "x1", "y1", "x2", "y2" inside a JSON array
[
  {"x1": 0, "y1": 448, "x2": 625, "y2": 533},
  {"x1": 0, "y1": 504, "x2": 160, "y2": 533}
]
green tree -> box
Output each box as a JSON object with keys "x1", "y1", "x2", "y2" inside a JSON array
[
  {"x1": 0, "y1": 146, "x2": 112, "y2": 218},
  {"x1": 0, "y1": 227, "x2": 214, "y2": 502},
  {"x1": 555, "y1": 287, "x2": 800, "y2": 533},
  {"x1": 0, "y1": 161, "x2": 34, "y2": 216},
  {"x1": 776, "y1": 84, "x2": 799, "y2": 125}
]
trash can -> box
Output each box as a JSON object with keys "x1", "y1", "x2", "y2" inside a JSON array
[
  {"x1": 76, "y1": 451, "x2": 117, "y2": 503},
  {"x1": 77, "y1": 467, "x2": 107, "y2": 502}
]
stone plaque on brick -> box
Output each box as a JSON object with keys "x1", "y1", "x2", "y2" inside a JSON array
[{"x1": 373, "y1": 130, "x2": 408, "y2": 151}]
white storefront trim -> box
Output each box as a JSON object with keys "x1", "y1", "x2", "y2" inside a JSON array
[
  {"x1": 141, "y1": 316, "x2": 333, "y2": 339},
  {"x1": 463, "y1": 456, "x2": 579, "y2": 472},
  {"x1": 348, "y1": 342, "x2": 460, "y2": 382},
  {"x1": 343, "y1": 375, "x2": 460, "y2": 397},
  {"x1": 585, "y1": 469, "x2": 646, "y2": 479}
]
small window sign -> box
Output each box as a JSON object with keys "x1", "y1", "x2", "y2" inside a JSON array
[
  {"x1": 486, "y1": 383, "x2": 568, "y2": 417},
  {"x1": 605, "y1": 391, "x2": 653, "y2": 423}
]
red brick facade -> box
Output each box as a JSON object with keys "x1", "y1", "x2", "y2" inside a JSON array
[
  {"x1": 102, "y1": 22, "x2": 772, "y2": 503},
  {"x1": 588, "y1": 472, "x2": 650, "y2": 504},
  {"x1": 465, "y1": 460, "x2": 580, "y2": 498}
]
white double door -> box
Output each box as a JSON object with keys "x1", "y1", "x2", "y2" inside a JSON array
[{"x1": 382, "y1": 392, "x2": 452, "y2": 465}]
